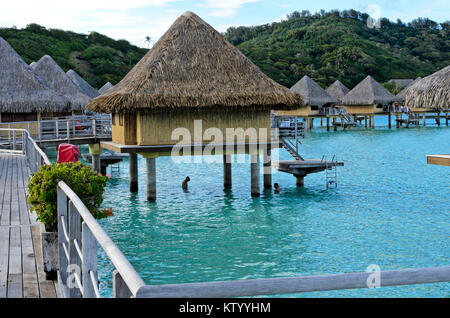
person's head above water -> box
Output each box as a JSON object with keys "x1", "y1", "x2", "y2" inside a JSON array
[
  {"x1": 274, "y1": 183, "x2": 279, "y2": 188},
  {"x1": 185, "y1": 176, "x2": 190, "y2": 182}
]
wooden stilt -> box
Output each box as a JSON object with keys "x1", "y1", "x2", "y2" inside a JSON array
[
  {"x1": 446, "y1": 112, "x2": 448, "y2": 126},
  {"x1": 388, "y1": 112, "x2": 392, "y2": 128},
  {"x1": 320, "y1": 117, "x2": 323, "y2": 127},
  {"x1": 295, "y1": 175, "x2": 304, "y2": 187},
  {"x1": 326, "y1": 117, "x2": 330, "y2": 132},
  {"x1": 436, "y1": 112, "x2": 441, "y2": 126},
  {"x1": 250, "y1": 154, "x2": 260, "y2": 197},
  {"x1": 129, "y1": 153, "x2": 138, "y2": 192},
  {"x1": 423, "y1": 113, "x2": 426, "y2": 127},
  {"x1": 364, "y1": 116, "x2": 367, "y2": 128},
  {"x1": 146, "y1": 157, "x2": 156, "y2": 202},
  {"x1": 92, "y1": 155, "x2": 101, "y2": 173},
  {"x1": 263, "y1": 148, "x2": 272, "y2": 189},
  {"x1": 223, "y1": 154, "x2": 232, "y2": 189}
]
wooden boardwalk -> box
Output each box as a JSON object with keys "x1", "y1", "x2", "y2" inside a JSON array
[{"x1": 0, "y1": 153, "x2": 57, "y2": 298}]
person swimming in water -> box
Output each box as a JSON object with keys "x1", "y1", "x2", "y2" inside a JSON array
[
  {"x1": 182, "y1": 176, "x2": 190, "y2": 190},
  {"x1": 274, "y1": 183, "x2": 281, "y2": 193}
]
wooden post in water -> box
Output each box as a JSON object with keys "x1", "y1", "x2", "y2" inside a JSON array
[
  {"x1": 250, "y1": 154, "x2": 260, "y2": 197},
  {"x1": 129, "y1": 153, "x2": 138, "y2": 192},
  {"x1": 263, "y1": 147, "x2": 272, "y2": 189},
  {"x1": 223, "y1": 154, "x2": 232, "y2": 189},
  {"x1": 423, "y1": 113, "x2": 426, "y2": 126},
  {"x1": 320, "y1": 117, "x2": 323, "y2": 127},
  {"x1": 326, "y1": 117, "x2": 330, "y2": 132},
  {"x1": 446, "y1": 112, "x2": 448, "y2": 126},
  {"x1": 89, "y1": 144, "x2": 102, "y2": 173},
  {"x1": 146, "y1": 157, "x2": 156, "y2": 202},
  {"x1": 295, "y1": 175, "x2": 304, "y2": 187},
  {"x1": 435, "y1": 112, "x2": 440, "y2": 126},
  {"x1": 388, "y1": 112, "x2": 392, "y2": 128}
]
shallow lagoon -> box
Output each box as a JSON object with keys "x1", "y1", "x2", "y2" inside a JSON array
[{"x1": 47, "y1": 116, "x2": 450, "y2": 297}]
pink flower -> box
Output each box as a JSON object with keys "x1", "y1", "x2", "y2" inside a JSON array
[{"x1": 106, "y1": 174, "x2": 112, "y2": 180}]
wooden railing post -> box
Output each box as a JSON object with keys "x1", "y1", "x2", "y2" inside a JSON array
[
  {"x1": 82, "y1": 222, "x2": 98, "y2": 298},
  {"x1": 113, "y1": 270, "x2": 133, "y2": 298},
  {"x1": 57, "y1": 187, "x2": 69, "y2": 297},
  {"x1": 68, "y1": 201, "x2": 82, "y2": 298}
]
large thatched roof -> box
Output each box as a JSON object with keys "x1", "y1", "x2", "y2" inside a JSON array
[
  {"x1": 325, "y1": 80, "x2": 350, "y2": 102},
  {"x1": 342, "y1": 75, "x2": 402, "y2": 105},
  {"x1": 0, "y1": 37, "x2": 70, "y2": 113},
  {"x1": 98, "y1": 82, "x2": 113, "y2": 95},
  {"x1": 67, "y1": 69, "x2": 100, "y2": 99},
  {"x1": 87, "y1": 11, "x2": 302, "y2": 113},
  {"x1": 404, "y1": 66, "x2": 449, "y2": 109},
  {"x1": 32, "y1": 55, "x2": 91, "y2": 111},
  {"x1": 396, "y1": 77, "x2": 422, "y2": 100},
  {"x1": 290, "y1": 76, "x2": 339, "y2": 106}
]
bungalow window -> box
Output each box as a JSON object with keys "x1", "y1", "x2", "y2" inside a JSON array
[
  {"x1": 311, "y1": 106, "x2": 319, "y2": 111},
  {"x1": 376, "y1": 104, "x2": 383, "y2": 108},
  {"x1": 119, "y1": 113, "x2": 123, "y2": 126},
  {"x1": 112, "y1": 113, "x2": 116, "y2": 125}
]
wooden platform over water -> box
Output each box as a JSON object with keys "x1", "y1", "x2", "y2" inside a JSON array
[{"x1": 0, "y1": 154, "x2": 57, "y2": 298}]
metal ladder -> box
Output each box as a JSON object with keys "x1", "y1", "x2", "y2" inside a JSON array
[{"x1": 323, "y1": 155, "x2": 338, "y2": 189}]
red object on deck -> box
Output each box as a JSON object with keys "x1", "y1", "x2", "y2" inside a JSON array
[{"x1": 57, "y1": 144, "x2": 80, "y2": 163}]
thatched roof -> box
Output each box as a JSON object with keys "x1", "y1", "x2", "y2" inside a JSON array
[
  {"x1": 396, "y1": 77, "x2": 422, "y2": 100},
  {"x1": 0, "y1": 37, "x2": 70, "y2": 113},
  {"x1": 325, "y1": 80, "x2": 350, "y2": 102},
  {"x1": 404, "y1": 66, "x2": 449, "y2": 109},
  {"x1": 98, "y1": 82, "x2": 113, "y2": 95},
  {"x1": 342, "y1": 75, "x2": 402, "y2": 105},
  {"x1": 87, "y1": 11, "x2": 302, "y2": 113},
  {"x1": 290, "y1": 76, "x2": 339, "y2": 106},
  {"x1": 387, "y1": 79, "x2": 414, "y2": 88},
  {"x1": 67, "y1": 69, "x2": 100, "y2": 99},
  {"x1": 31, "y1": 55, "x2": 91, "y2": 111}
]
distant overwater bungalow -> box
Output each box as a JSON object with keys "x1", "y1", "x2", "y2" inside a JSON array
[
  {"x1": 32, "y1": 55, "x2": 91, "y2": 116},
  {"x1": 87, "y1": 11, "x2": 302, "y2": 201},
  {"x1": 67, "y1": 69, "x2": 100, "y2": 99},
  {"x1": 99, "y1": 82, "x2": 114, "y2": 95},
  {"x1": 325, "y1": 80, "x2": 350, "y2": 102},
  {"x1": 0, "y1": 37, "x2": 70, "y2": 135}
]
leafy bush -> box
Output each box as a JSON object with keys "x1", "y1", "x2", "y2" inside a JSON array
[{"x1": 27, "y1": 162, "x2": 110, "y2": 232}]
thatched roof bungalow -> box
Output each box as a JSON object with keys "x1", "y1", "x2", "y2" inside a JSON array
[
  {"x1": 98, "y1": 82, "x2": 114, "y2": 95},
  {"x1": 87, "y1": 11, "x2": 301, "y2": 147},
  {"x1": 32, "y1": 55, "x2": 91, "y2": 113},
  {"x1": 0, "y1": 37, "x2": 70, "y2": 124},
  {"x1": 404, "y1": 66, "x2": 449, "y2": 110},
  {"x1": 396, "y1": 77, "x2": 422, "y2": 100},
  {"x1": 387, "y1": 79, "x2": 414, "y2": 89},
  {"x1": 341, "y1": 75, "x2": 402, "y2": 115},
  {"x1": 325, "y1": 80, "x2": 350, "y2": 102},
  {"x1": 67, "y1": 69, "x2": 100, "y2": 99}
]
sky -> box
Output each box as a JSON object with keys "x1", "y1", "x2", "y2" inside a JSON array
[{"x1": 0, "y1": 0, "x2": 448, "y2": 48}]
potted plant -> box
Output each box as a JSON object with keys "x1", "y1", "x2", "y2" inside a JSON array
[{"x1": 27, "y1": 161, "x2": 112, "y2": 280}]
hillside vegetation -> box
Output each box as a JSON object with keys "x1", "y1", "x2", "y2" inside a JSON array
[
  {"x1": 0, "y1": 24, "x2": 147, "y2": 89},
  {"x1": 224, "y1": 10, "x2": 449, "y2": 89}
]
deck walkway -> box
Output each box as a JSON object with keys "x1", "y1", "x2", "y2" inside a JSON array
[{"x1": 0, "y1": 153, "x2": 57, "y2": 298}]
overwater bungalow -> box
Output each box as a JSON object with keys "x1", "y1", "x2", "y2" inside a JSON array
[
  {"x1": 341, "y1": 75, "x2": 402, "y2": 128},
  {"x1": 98, "y1": 82, "x2": 114, "y2": 95},
  {"x1": 0, "y1": 37, "x2": 70, "y2": 134},
  {"x1": 86, "y1": 11, "x2": 301, "y2": 200},
  {"x1": 32, "y1": 55, "x2": 91, "y2": 115},
  {"x1": 67, "y1": 69, "x2": 100, "y2": 99},
  {"x1": 387, "y1": 78, "x2": 414, "y2": 89},
  {"x1": 325, "y1": 80, "x2": 350, "y2": 102}
]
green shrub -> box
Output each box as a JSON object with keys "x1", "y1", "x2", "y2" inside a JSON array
[{"x1": 27, "y1": 162, "x2": 110, "y2": 232}]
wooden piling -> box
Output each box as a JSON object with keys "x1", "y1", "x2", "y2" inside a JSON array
[
  {"x1": 250, "y1": 154, "x2": 260, "y2": 197},
  {"x1": 388, "y1": 112, "x2": 391, "y2": 128},
  {"x1": 263, "y1": 148, "x2": 272, "y2": 189},
  {"x1": 423, "y1": 113, "x2": 426, "y2": 127},
  {"x1": 129, "y1": 153, "x2": 138, "y2": 192},
  {"x1": 146, "y1": 158, "x2": 156, "y2": 202},
  {"x1": 223, "y1": 154, "x2": 232, "y2": 189},
  {"x1": 295, "y1": 175, "x2": 304, "y2": 187},
  {"x1": 326, "y1": 117, "x2": 330, "y2": 132}
]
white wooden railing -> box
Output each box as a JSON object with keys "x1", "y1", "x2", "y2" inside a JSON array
[{"x1": 0, "y1": 128, "x2": 449, "y2": 298}]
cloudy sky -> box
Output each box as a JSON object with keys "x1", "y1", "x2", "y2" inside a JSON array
[{"x1": 1, "y1": 0, "x2": 448, "y2": 48}]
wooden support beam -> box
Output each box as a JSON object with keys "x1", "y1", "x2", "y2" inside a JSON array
[
  {"x1": 423, "y1": 113, "x2": 426, "y2": 127},
  {"x1": 129, "y1": 153, "x2": 138, "y2": 192},
  {"x1": 295, "y1": 175, "x2": 304, "y2": 187},
  {"x1": 146, "y1": 158, "x2": 156, "y2": 202},
  {"x1": 326, "y1": 117, "x2": 330, "y2": 132},
  {"x1": 223, "y1": 154, "x2": 232, "y2": 189},
  {"x1": 250, "y1": 154, "x2": 260, "y2": 197},
  {"x1": 364, "y1": 116, "x2": 367, "y2": 128},
  {"x1": 263, "y1": 148, "x2": 272, "y2": 189},
  {"x1": 388, "y1": 112, "x2": 392, "y2": 128}
]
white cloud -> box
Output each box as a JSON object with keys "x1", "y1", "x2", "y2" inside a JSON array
[{"x1": 201, "y1": 0, "x2": 260, "y2": 17}]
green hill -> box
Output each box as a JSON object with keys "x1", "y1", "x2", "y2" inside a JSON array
[
  {"x1": 0, "y1": 23, "x2": 148, "y2": 89},
  {"x1": 224, "y1": 10, "x2": 450, "y2": 89}
]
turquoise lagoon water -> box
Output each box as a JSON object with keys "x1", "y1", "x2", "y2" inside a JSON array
[{"x1": 47, "y1": 116, "x2": 449, "y2": 297}]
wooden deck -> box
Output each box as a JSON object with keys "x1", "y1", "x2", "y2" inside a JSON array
[{"x1": 0, "y1": 153, "x2": 57, "y2": 298}]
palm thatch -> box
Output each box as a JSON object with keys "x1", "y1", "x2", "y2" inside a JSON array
[
  {"x1": 87, "y1": 11, "x2": 302, "y2": 113},
  {"x1": 342, "y1": 75, "x2": 402, "y2": 105},
  {"x1": 67, "y1": 69, "x2": 100, "y2": 99},
  {"x1": 325, "y1": 80, "x2": 350, "y2": 102},
  {"x1": 98, "y1": 82, "x2": 113, "y2": 95},
  {"x1": 404, "y1": 66, "x2": 449, "y2": 109},
  {"x1": 387, "y1": 79, "x2": 414, "y2": 88},
  {"x1": 0, "y1": 37, "x2": 70, "y2": 113},
  {"x1": 290, "y1": 75, "x2": 339, "y2": 106},
  {"x1": 31, "y1": 55, "x2": 91, "y2": 111},
  {"x1": 396, "y1": 77, "x2": 422, "y2": 100}
]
